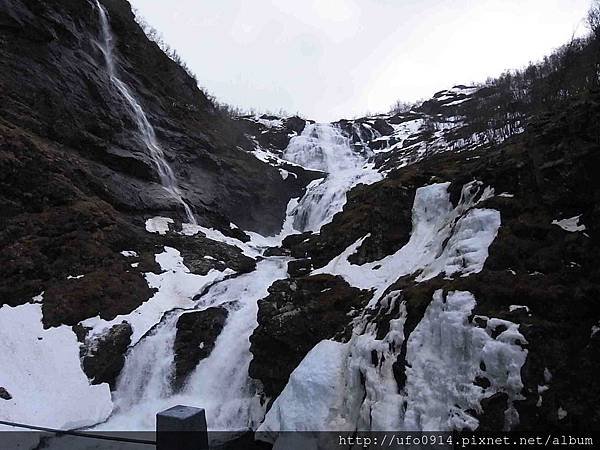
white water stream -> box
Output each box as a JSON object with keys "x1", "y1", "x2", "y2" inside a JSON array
[
  {"x1": 96, "y1": 258, "x2": 288, "y2": 432},
  {"x1": 283, "y1": 123, "x2": 381, "y2": 232},
  {"x1": 96, "y1": 1, "x2": 196, "y2": 224}
]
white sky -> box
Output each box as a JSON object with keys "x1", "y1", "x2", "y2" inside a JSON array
[{"x1": 129, "y1": 0, "x2": 592, "y2": 121}]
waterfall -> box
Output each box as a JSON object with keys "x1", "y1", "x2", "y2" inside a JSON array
[
  {"x1": 95, "y1": 1, "x2": 197, "y2": 225},
  {"x1": 283, "y1": 123, "x2": 381, "y2": 232},
  {"x1": 97, "y1": 258, "x2": 288, "y2": 432}
]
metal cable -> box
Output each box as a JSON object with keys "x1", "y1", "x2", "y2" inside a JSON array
[{"x1": 0, "y1": 420, "x2": 155, "y2": 445}]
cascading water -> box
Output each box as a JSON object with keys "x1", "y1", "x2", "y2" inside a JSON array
[
  {"x1": 96, "y1": 258, "x2": 288, "y2": 433},
  {"x1": 282, "y1": 123, "x2": 381, "y2": 232},
  {"x1": 68, "y1": 15, "x2": 386, "y2": 437},
  {"x1": 95, "y1": 1, "x2": 196, "y2": 224},
  {"x1": 86, "y1": 124, "x2": 384, "y2": 436}
]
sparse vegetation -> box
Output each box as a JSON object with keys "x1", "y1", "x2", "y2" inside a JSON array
[{"x1": 132, "y1": 8, "x2": 198, "y2": 83}]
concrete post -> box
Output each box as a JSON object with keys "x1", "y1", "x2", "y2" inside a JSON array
[{"x1": 156, "y1": 405, "x2": 208, "y2": 450}]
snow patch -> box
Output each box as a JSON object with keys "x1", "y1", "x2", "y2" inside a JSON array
[
  {"x1": 558, "y1": 407, "x2": 568, "y2": 420},
  {"x1": 0, "y1": 303, "x2": 113, "y2": 429},
  {"x1": 81, "y1": 246, "x2": 233, "y2": 345},
  {"x1": 552, "y1": 215, "x2": 586, "y2": 232},
  {"x1": 509, "y1": 305, "x2": 530, "y2": 313},
  {"x1": 180, "y1": 222, "x2": 261, "y2": 258},
  {"x1": 145, "y1": 216, "x2": 174, "y2": 234}
]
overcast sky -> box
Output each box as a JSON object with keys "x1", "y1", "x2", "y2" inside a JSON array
[{"x1": 129, "y1": 0, "x2": 591, "y2": 121}]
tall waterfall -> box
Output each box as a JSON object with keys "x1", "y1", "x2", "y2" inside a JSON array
[
  {"x1": 282, "y1": 123, "x2": 381, "y2": 232},
  {"x1": 95, "y1": 1, "x2": 197, "y2": 225}
]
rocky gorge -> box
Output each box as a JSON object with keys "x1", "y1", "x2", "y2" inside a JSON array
[{"x1": 0, "y1": 0, "x2": 599, "y2": 448}]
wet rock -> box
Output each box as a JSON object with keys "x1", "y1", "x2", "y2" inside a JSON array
[
  {"x1": 82, "y1": 321, "x2": 132, "y2": 389},
  {"x1": 249, "y1": 275, "x2": 371, "y2": 400},
  {"x1": 162, "y1": 234, "x2": 256, "y2": 275},
  {"x1": 372, "y1": 118, "x2": 395, "y2": 136},
  {"x1": 0, "y1": 387, "x2": 12, "y2": 400},
  {"x1": 477, "y1": 393, "x2": 509, "y2": 431},
  {"x1": 263, "y1": 247, "x2": 289, "y2": 257},
  {"x1": 287, "y1": 259, "x2": 312, "y2": 278},
  {"x1": 173, "y1": 307, "x2": 228, "y2": 389}
]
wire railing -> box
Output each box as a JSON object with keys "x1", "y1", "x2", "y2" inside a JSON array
[
  {"x1": 0, "y1": 419, "x2": 155, "y2": 445},
  {"x1": 0, "y1": 405, "x2": 209, "y2": 449}
]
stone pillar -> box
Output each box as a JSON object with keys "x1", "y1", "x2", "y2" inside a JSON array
[{"x1": 156, "y1": 405, "x2": 208, "y2": 450}]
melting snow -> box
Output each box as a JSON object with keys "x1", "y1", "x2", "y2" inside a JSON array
[
  {"x1": 0, "y1": 303, "x2": 113, "y2": 430},
  {"x1": 552, "y1": 215, "x2": 586, "y2": 232},
  {"x1": 509, "y1": 305, "x2": 530, "y2": 313},
  {"x1": 313, "y1": 181, "x2": 499, "y2": 304},
  {"x1": 81, "y1": 246, "x2": 233, "y2": 345},
  {"x1": 145, "y1": 216, "x2": 174, "y2": 234}
]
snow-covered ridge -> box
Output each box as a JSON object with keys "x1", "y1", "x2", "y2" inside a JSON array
[{"x1": 336, "y1": 85, "x2": 526, "y2": 171}]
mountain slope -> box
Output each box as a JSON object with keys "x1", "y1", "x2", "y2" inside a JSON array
[{"x1": 0, "y1": 0, "x2": 599, "y2": 445}]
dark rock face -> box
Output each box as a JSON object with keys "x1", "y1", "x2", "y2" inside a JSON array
[
  {"x1": 477, "y1": 393, "x2": 509, "y2": 432},
  {"x1": 0, "y1": 122, "x2": 157, "y2": 320},
  {"x1": 249, "y1": 275, "x2": 372, "y2": 400},
  {"x1": 162, "y1": 234, "x2": 256, "y2": 276},
  {"x1": 173, "y1": 307, "x2": 228, "y2": 389},
  {"x1": 282, "y1": 173, "x2": 420, "y2": 269},
  {"x1": 43, "y1": 270, "x2": 155, "y2": 328},
  {"x1": 0, "y1": 387, "x2": 12, "y2": 400},
  {"x1": 0, "y1": 0, "x2": 310, "y2": 235},
  {"x1": 286, "y1": 259, "x2": 312, "y2": 278},
  {"x1": 81, "y1": 321, "x2": 132, "y2": 389}
]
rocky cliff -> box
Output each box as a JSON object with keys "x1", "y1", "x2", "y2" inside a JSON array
[{"x1": 1, "y1": 0, "x2": 599, "y2": 445}]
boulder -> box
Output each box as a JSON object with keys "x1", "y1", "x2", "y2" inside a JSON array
[
  {"x1": 173, "y1": 307, "x2": 228, "y2": 389},
  {"x1": 287, "y1": 259, "x2": 312, "y2": 278},
  {"x1": 0, "y1": 387, "x2": 12, "y2": 400},
  {"x1": 249, "y1": 275, "x2": 371, "y2": 400},
  {"x1": 81, "y1": 321, "x2": 133, "y2": 389}
]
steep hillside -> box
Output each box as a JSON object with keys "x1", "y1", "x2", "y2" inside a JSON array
[
  {"x1": 0, "y1": 0, "x2": 316, "y2": 310},
  {"x1": 0, "y1": 0, "x2": 599, "y2": 447}
]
